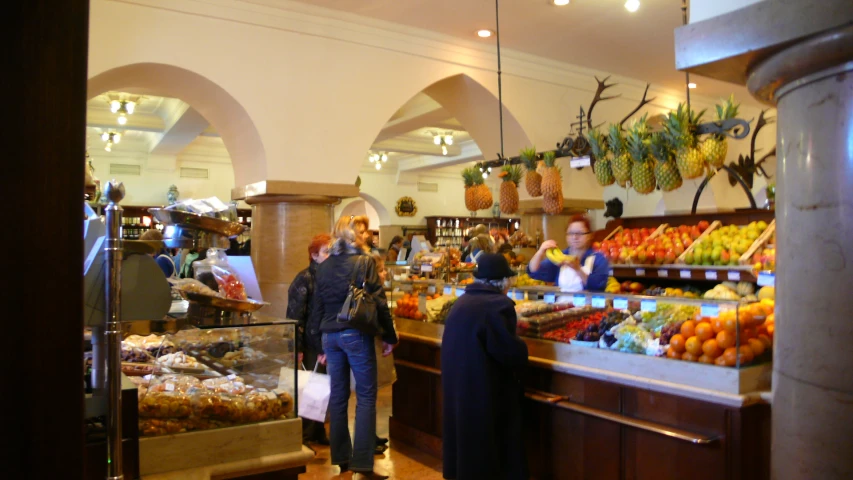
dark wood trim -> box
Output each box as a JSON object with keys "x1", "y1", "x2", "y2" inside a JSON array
[
  {"x1": 389, "y1": 416, "x2": 443, "y2": 459},
  {"x1": 7, "y1": 1, "x2": 89, "y2": 478}
]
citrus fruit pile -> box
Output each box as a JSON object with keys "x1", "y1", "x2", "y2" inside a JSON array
[{"x1": 665, "y1": 299, "x2": 775, "y2": 367}]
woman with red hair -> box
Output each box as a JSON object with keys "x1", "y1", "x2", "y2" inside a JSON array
[
  {"x1": 286, "y1": 233, "x2": 332, "y2": 446},
  {"x1": 527, "y1": 214, "x2": 610, "y2": 293}
]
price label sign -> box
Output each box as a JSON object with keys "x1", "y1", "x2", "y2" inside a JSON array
[
  {"x1": 573, "y1": 295, "x2": 587, "y2": 307},
  {"x1": 635, "y1": 268, "x2": 646, "y2": 276},
  {"x1": 705, "y1": 270, "x2": 718, "y2": 280},
  {"x1": 658, "y1": 269, "x2": 669, "y2": 278},
  {"x1": 570, "y1": 156, "x2": 591, "y2": 168},
  {"x1": 427, "y1": 285, "x2": 436, "y2": 294},
  {"x1": 592, "y1": 295, "x2": 607, "y2": 308},
  {"x1": 701, "y1": 304, "x2": 720, "y2": 318},
  {"x1": 507, "y1": 290, "x2": 515, "y2": 299},
  {"x1": 641, "y1": 299, "x2": 657, "y2": 312},
  {"x1": 418, "y1": 295, "x2": 427, "y2": 313},
  {"x1": 757, "y1": 272, "x2": 775, "y2": 287},
  {"x1": 443, "y1": 285, "x2": 453, "y2": 296},
  {"x1": 613, "y1": 297, "x2": 629, "y2": 310},
  {"x1": 164, "y1": 383, "x2": 175, "y2": 392},
  {"x1": 609, "y1": 269, "x2": 614, "y2": 276},
  {"x1": 543, "y1": 293, "x2": 556, "y2": 304},
  {"x1": 456, "y1": 288, "x2": 466, "y2": 297},
  {"x1": 421, "y1": 264, "x2": 433, "y2": 272},
  {"x1": 515, "y1": 290, "x2": 525, "y2": 301},
  {"x1": 727, "y1": 271, "x2": 741, "y2": 281},
  {"x1": 680, "y1": 270, "x2": 692, "y2": 279}
]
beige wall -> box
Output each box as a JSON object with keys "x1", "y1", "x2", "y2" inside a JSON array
[{"x1": 88, "y1": 0, "x2": 776, "y2": 221}]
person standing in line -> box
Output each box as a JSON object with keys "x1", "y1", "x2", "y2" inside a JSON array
[
  {"x1": 350, "y1": 215, "x2": 375, "y2": 254},
  {"x1": 465, "y1": 234, "x2": 493, "y2": 264},
  {"x1": 385, "y1": 236, "x2": 404, "y2": 263},
  {"x1": 286, "y1": 233, "x2": 332, "y2": 447},
  {"x1": 311, "y1": 217, "x2": 398, "y2": 479},
  {"x1": 441, "y1": 253, "x2": 529, "y2": 480},
  {"x1": 139, "y1": 229, "x2": 176, "y2": 277},
  {"x1": 459, "y1": 234, "x2": 473, "y2": 263},
  {"x1": 370, "y1": 253, "x2": 395, "y2": 453}
]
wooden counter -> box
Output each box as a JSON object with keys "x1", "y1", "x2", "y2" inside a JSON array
[{"x1": 390, "y1": 318, "x2": 771, "y2": 480}]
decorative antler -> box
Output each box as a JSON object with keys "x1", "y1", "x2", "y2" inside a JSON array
[
  {"x1": 754, "y1": 147, "x2": 776, "y2": 179},
  {"x1": 619, "y1": 83, "x2": 656, "y2": 127},
  {"x1": 587, "y1": 75, "x2": 620, "y2": 130},
  {"x1": 750, "y1": 110, "x2": 775, "y2": 160}
]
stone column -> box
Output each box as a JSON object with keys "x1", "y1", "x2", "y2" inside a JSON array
[
  {"x1": 235, "y1": 181, "x2": 359, "y2": 319},
  {"x1": 675, "y1": 4, "x2": 853, "y2": 478}
]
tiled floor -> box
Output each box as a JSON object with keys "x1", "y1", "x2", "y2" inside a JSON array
[{"x1": 299, "y1": 386, "x2": 443, "y2": 479}]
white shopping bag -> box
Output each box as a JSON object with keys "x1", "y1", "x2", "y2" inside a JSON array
[{"x1": 298, "y1": 362, "x2": 331, "y2": 423}]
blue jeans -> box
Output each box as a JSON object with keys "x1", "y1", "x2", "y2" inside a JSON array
[{"x1": 322, "y1": 329, "x2": 378, "y2": 472}]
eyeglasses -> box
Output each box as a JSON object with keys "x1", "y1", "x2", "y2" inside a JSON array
[{"x1": 566, "y1": 231, "x2": 590, "y2": 237}]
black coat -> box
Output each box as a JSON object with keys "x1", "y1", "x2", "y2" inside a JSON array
[
  {"x1": 286, "y1": 261, "x2": 319, "y2": 353},
  {"x1": 441, "y1": 282, "x2": 529, "y2": 480},
  {"x1": 309, "y1": 239, "x2": 398, "y2": 351}
]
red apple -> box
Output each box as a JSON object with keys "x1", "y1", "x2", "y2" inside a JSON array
[
  {"x1": 655, "y1": 250, "x2": 666, "y2": 264},
  {"x1": 637, "y1": 250, "x2": 648, "y2": 263},
  {"x1": 593, "y1": 241, "x2": 602, "y2": 250},
  {"x1": 664, "y1": 251, "x2": 677, "y2": 264},
  {"x1": 622, "y1": 281, "x2": 633, "y2": 291},
  {"x1": 698, "y1": 220, "x2": 710, "y2": 232}
]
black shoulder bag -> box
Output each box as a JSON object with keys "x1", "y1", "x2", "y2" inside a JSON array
[{"x1": 336, "y1": 256, "x2": 379, "y2": 335}]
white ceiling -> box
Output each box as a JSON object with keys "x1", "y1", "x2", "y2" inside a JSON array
[{"x1": 286, "y1": 0, "x2": 751, "y2": 101}]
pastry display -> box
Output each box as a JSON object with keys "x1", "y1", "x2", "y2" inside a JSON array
[
  {"x1": 242, "y1": 389, "x2": 283, "y2": 422},
  {"x1": 220, "y1": 347, "x2": 265, "y2": 368},
  {"x1": 138, "y1": 391, "x2": 192, "y2": 418},
  {"x1": 147, "y1": 374, "x2": 202, "y2": 393},
  {"x1": 155, "y1": 352, "x2": 201, "y2": 369},
  {"x1": 123, "y1": 334, "x2": 176, "y2": 355},
  {"x1": 190, "y1": 389, "x2": 246, "y2": 422},
  {"x1": 121, "y1": 347, "x2": 152, "y2": 363},
  {"x1": 202, "y1": 376, "x2": 250, "y2": 395}
]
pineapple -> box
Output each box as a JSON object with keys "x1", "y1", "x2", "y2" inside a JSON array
[
  {"x1": 650, "y1": 132, "x2": 683, "y2": 192},
  {"x1": 626, "y1": 116, "x2": 656, "y2": 194},
  {"x1": 461, "y1": 167, "x2": 478, "y2": 212},
  {"x1": 499, "y1": 165, "x2": 523, "y2": 214},
  {"x1": 701, "y1": 95, "x2": 739, "y2": 168},
  {"x1": 540, "y1": 151, "x2": 563, "y2": 215},
  {"x1": 608, "y1": 124, "x2": 632, "y2": 186},
  {"x1": 664, "y1": 103, "x2": 706, "y2": 179},
  {"x1": 471, "y1": 169, "x2": 493, "y2": 211},
  {"x1": 519, "y1": 147, "x2": 542, "y2": 197},
  {"x1": 587, "y1": 128, "x2": 614, "y2": 186}
]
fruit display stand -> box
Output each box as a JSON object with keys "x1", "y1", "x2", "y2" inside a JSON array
[{"x1": 389, "y1": 290, "x2": 773, "y2": 479}]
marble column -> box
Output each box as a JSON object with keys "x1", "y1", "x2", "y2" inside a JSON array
[
  {"x1": 675, "y1": 4, "x2": 853, "y2": 478},
  {"x1": 235, "y1": 181, "x2": 359, "y2": 319}
]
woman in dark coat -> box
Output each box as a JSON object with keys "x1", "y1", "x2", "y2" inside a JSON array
[
  {"x1": 441, "y1": 253, "x2": 529, "y2": 480},
  {"x1": 286, "y1": 233, "x2": 331, "y2": 445},
  {"x1": 310, "y1": 217, "x2": 398, "y2": 479}
]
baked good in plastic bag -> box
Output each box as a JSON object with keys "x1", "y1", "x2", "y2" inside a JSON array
[
  {"x1": 242, "y1": 389, "x2": 283, "y2": 422},
  {"x1": 203, "y1": 376, "x2": 250, "y2": 395},
  {"x1": 155, "y1": 352, "x2": 201, "y2": 369},
  {"x1": 121, "y1": 346, "x2": 152, "y2": 363},
  {"x1": 189, "y1": 388, "x2": 246, "y2": 422},
  {"x1": 146, "y1": 374, "x2": 202, "y2": 393},
  {"x1": 276, "y1": 390, "x2": 294, "y2": 416},
  {"x1": 138, "y1": 391, "x2": 192, "y2": 418},
  {"x1": 168, "y1": 277, "x2": 220, "y2": 298},
  {"x1": 138, "y1": 418, "x2": 188, "y2": 436}
]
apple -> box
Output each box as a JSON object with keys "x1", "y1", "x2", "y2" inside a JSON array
[
  {"x1": 629, "y1": 282, "x2": 644, "y2": 293},
  {"x1": 637, "y1": 250, "x2": 648, "y2": 263},
  {"x1": 621, "y1": 281, "x2": 633, "y2": 291},
  {"x1": 664, "y1": 251, "x2": 677, "y2": 264},
  {"x1": 673, "y1": 244, "x2": 685, "y2": 256},
  {"x1": 698, "y1": 220, "x2": 710, "y2": 232},
  {"x1": 720, "y1": 250, "x2": 731, "y2": 264},
  {"x1": 593, "y1": 241, "x2": 601, "y2": 250},
  {"x1": 655, "y1": 250, "x2": 666, "y2": 264},
  {"x1": 684, "y1": 252, "x2": 695, "y2": 265}
]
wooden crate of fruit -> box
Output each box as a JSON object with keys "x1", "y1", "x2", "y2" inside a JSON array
[
  {"x1": 739, "y1": 220, "x2": 776, "y2": 266},
  {"x1": 676, "y1": 220, "x2": 722, "y2": 264}
]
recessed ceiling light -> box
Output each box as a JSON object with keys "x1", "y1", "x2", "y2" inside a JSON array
[
  {"x1": 625, "y1": 0, "x2": 640, "y2": 12},
  {"x1": 688, "y1": 83, "x2": 697, "y2": 89},
  {"x1": 477, "y1": 29, "x2": 493, "y2": 38},
  {"x1": 553, "y1": 0, "x2": 570, "y2": 5}
]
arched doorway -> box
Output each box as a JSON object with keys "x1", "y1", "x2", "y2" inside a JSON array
[{"x1": 88, "y1": 63, "x2": 266, "y2": 187}]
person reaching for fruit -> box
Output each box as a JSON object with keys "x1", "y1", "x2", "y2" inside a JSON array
[{"x1": 527, "y1": 214, "x2": 610, "y2": 294}]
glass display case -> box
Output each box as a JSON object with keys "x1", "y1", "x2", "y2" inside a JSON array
[{"x1": 121, "y1": 320, "x2": 298, "y2": 437}]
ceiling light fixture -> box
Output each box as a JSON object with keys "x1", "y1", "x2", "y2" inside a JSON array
[
  {"x1": 625, "y1": 0, "x2": 640, "y2": 12},
  {"x1": 368, "y1": 151, "x2": 389, "y2": 170},
  {"x1": 106, "y1": 95, "x2": 141, "y2": 125},
  {"x1": 433, "y1": 132, "x2": 454, "y2": 156},
  {"x1": 477, "y1": 29, "x2": 493, "y2": 38},
  {"x1": 553, "y1": 0, "x2": 569, "y2": 5},
  {"x1": 102, "y1": 131, "x2": 121, "y2": 152},
  {"x1": 688, "y1": 82, "x2": 697, "y2": 89}
]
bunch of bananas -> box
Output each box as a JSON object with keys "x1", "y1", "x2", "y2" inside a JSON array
[
  {"x1": 545, "y1": 248, "x2": 577, "y2": 265},
  {"x1": 605, "y1": 277, "x2": 621, "y2": 293}
]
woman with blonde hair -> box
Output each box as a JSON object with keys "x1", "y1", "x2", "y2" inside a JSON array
[{"x1": 310, "y1": 216, "x2": 398, "y2": 478}]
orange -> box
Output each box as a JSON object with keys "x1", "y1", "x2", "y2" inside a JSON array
[
  {"x1": 722, "y1": 347, "x2": 738, "y2": 367},
  {"x1": 698, "y1": 354, "x2": 714, "y2": 364},
  {"x1": 766, "y1": 313, "x2": 775, "y2": 324},
  {"x1": 716, "y1": 330, "x2": 736, "y2": 350},
  {"x1": 766, "y1": 323, "x2": 775, "y2": 339},
  {"x1": 695, "y1": 322, "x2": 714, "y2": 342},
  {"x1": 750, "y1": 303, "x2": 768, "y2": 317},
  {"x1": 738, "y1": 345, "x2": 755, "y2": 365},
  {"x1": 714, "y1": 356, "x2": 728, "y2": 367},
  {"x1": 685, "y1": 336, "x2": 703, "y2": 356},
  {"x1": 723, "y1": 316, "x2": 738, "y2": 334},
  {"x1": 757, "y1": 334, "x2": 773, "y2": 349},
  {"x1": 681, "y1": 352, "x2": 700, "y2": 362},
  {"x1": 738, "y1": 308, "x2": 754, "y2": 328},
  {"x1": 669, "y1": 334, "x2": 687, "y2": 353},
  {"x1": 742, "y1": 327, "x2": 757, "y2": 341},
  {"x1": 702, "y1": 339, "x2": 723, "y2": 358},
  {"x1": 712, "y1": 318, "x2": 726, "y2": 334},
  {"x1": 666, "y1": 348, "x2": 681, "y2": 360},
  {"x1": 680, "y1": 320, "x2": 697, "y2": 338},
  {"x1": 748, "y1": 338, "x2": 766, "y2": 357}
]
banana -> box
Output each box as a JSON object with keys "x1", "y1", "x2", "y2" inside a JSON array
[{"x1": 545, "y1": 248, "x2": 577, "y2": 265}]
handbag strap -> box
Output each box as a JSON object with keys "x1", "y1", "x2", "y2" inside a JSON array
[{"x1": 349, "y1": 255, "x2": 369, "y2": 288}]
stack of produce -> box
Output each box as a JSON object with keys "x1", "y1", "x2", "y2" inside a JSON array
[
  {"x1": 682, "y1": 221, "x2": 769, "y2": 266},
  {"x1": 665, "y1": 300, "x2": 774, "y2": 367},
  {"x1": 394, "y1": 293, "x2": 426, "y2": 320},
  {"x1": 515, "y1": 304, "x2": 589, "y2": 338},
  {"x1": 703, "y1": 281, "x2": 756, "y2": 302},
  {"x1": 516, "y1": 273, "x2": 549, "y2": 287},
  {"x1": 543, "y1": 309, "x2": 624, "y2": 344},
  {"x1": 430, "y1": 297, "x2": 457, "y2": 325}
]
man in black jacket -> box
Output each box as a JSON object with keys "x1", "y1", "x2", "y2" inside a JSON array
[{"x1": 286, "y1": 233, "x2": 331, "y2": 445}]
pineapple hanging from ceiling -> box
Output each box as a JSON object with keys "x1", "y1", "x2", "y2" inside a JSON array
[
  {"x1": 608, "y1": 124, "x2": 632, "y2": 187},
  {"x1": 702, "y1": 95, "x2": 740, "y2": 168},
  {"x1": 626, "y1": 115, "x2": 656, "y2": 194},
  {"x1": 587, "y1": 127, "x2": 614, "y2": 186},
  {"x1": 664, "y1": 103, "x2": 707, "y2": 180},
  {"x1": 461, "y1": 167, "x2": 479, "y2": 212},
  {"x1": 650, "y1": 131, "x2": 683, "y2": 192},
  {"x1": 540, "y1": 151, "x2": 563, "y2": 215},
  {"x1": 519, "y1": 147, "x2": 542, "y2": 197},
  {"x1": 499, "y1": 164, "x2": 523, "y2": 214}
]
